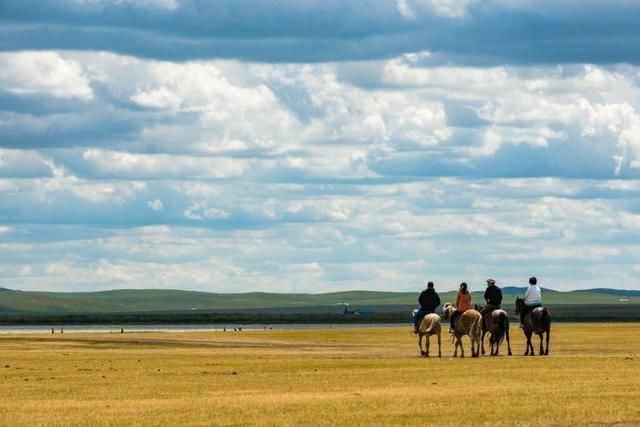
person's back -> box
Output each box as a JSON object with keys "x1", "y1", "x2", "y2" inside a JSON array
[
  {"x1": 480, "y1": 278, "x2": 502, "y2": 319},
  {"x1": 449, "y1": 282, "x2": 471, "y2": 333},
  {"x1": 413, "y1": 281, "x2": 440, "y2": 333},
  {"x1": 521, "y1": 276, "x2": 542, "y2": 327},
  {"x1": 484, "y1": 282, "x2": 502, "y2": 307},
  {"x1": 419, "y1": 287, "x2": 441, "y2": 313},
  {"x1": 524, "y1": 283, "x2": 542, "y2": 306},
  {"x1": 456, "y1": 289, "x2": 472, "y2": 312}
]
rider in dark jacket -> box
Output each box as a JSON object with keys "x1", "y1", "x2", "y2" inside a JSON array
[
  {"x1": 480, "y1": 278, "x2": 502, "y2": 318},
  {"x1": 413, "y1": 281, "x2": 441, "y2": 333}
]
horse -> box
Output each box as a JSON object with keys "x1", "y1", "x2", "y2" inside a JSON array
[
  {"x1": 475, "y1": 304, "x2": 512, "y2": 356},
  {"x1": 413, "y1": 311, "x2": 442, "y2": 358},
  {"x1": 514, "y1": 297, "x2": 551, "y2": 356},
  {"x1": 442, "y1": 303, "x2": 482, "y2": 358},
  {"x1": 483, "y1": 309, "x2": 512, "y2": 356}
]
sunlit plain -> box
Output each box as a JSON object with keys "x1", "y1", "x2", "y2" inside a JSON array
[{"x1": 1, "y1": 323, "x2": 639, "y2": 426}]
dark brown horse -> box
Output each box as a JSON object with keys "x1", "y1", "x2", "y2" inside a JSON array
[
  {"x1": 515, "y1": 297, "x2": 551, "y2": 356},
  {"x1": 477, "y1": 306, "x2": 512, "y2": 356}
]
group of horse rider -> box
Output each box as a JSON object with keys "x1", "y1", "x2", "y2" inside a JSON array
[{"x1": 412, "y1": 277, "x2": 543, "y2": 334}]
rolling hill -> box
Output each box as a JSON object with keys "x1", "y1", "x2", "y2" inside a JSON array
[{"x1": 0, "y1": 287, "x2": 638, "y2": 315}]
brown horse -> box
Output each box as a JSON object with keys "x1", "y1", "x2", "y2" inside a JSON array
[
  {"x1": 443, "y1": 304, "x2": 482, "y2": 358},
  {"x1": 480, "y1": 308, "x2": 512, "y2": 356},
  {"x1": 515, "y1": 297, "x2": 551, "y2": 356},
  {"x1": 415, "y1": 312, "x2": 442, "y2": 358}
]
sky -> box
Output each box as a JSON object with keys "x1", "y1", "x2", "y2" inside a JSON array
[{"x1": 1, "y1": 0, "x2": 640, "y2": 293}]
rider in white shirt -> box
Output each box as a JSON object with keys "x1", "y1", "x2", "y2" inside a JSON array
[{"x1": 520, "y1": 276, "x2": 542, "y2": 327}]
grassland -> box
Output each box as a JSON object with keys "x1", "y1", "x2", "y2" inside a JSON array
[{"x1": 1, "y1": 323, "x2": 639, "y2": 426}]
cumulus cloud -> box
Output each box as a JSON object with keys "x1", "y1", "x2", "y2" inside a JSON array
[
  {"x1": 3, "y1": 4, "x2": 640, "y2": 292},
  {"x1": 0, "y1": 52, "x2": 93, "y2": 100}
]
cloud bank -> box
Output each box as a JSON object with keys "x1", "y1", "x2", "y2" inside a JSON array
[{"x1": 1, "y1": 1, "x2": 640, "y2": 292}]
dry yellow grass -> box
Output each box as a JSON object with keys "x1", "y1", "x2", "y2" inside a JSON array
[{"x1": 1, "y1": 323, "x2": 639, "y2": 426}]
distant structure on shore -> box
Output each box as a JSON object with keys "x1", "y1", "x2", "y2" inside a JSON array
[{"x1": 336, "y1": 303, "x2": 359, "y2": 315}]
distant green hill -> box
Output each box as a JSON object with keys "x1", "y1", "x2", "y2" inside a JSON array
[{"x1": 0, "y1": 287, "x2": 638, "y2": 315}]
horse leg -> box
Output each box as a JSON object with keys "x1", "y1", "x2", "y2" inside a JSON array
[
  {"x1": 481, "y1": 329, "x2": 486, "y2": 355},
  {"x1": 545, "y1": 327, "x2": 550, "y2": 356},
  {"x1": 524, "y1": 331, "x2": 532, "y2": 356},
  {"x1": 529, "y1": 332, "x2": 535, "y2": 356},
  {"x1": 437, "y1": 332, "x2": 442, "y2": 358},
  {"x1": 506, "y1": 323, "x2": 512, "y2": 356},
  {"x1": 539, "y1": 333, "x2": 544, "y2": 356},
  {"x1": 453, "y1": 336, "x2": 458, "y2": 358},
  {"x1": 459, "y1": 337, "x2": 465, "y2": 358},
  {"x1": 418, "y1": 333, "x2": 425, "y2": 357},
  {"x1": 425, "y1": 334, "x2": 430, "y2": 357},
  {"x1": 469, "y1": 335, "x2": 480, "y2": 357}
]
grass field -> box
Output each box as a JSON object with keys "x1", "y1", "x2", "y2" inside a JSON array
[{"x1": 1, "y1": 324, "x2": 639, "y2": 426}]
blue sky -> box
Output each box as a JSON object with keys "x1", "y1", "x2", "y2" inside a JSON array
[{"x1": 1, "y1": 0, "x2": 640, "y2": 293}]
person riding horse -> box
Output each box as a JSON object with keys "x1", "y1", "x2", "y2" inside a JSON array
[
  {"x1": 520, "y1": 276, "x2": 542, "y2": 328},
  {"x1": 479, "y1": 278, "x2": 502, "y2": 320},
  {"x1": 413, "y1": 281, "x2": 441, "y2": 334},
  {"x1": 449, "y1": 282, "x2": 471, "y2": 334},
  {"x1": 515, "y1": 277, "x2": 551, "y2": 355},
  {"x1": 476, "y1": 278, "x2": 511, "y2": 355}
]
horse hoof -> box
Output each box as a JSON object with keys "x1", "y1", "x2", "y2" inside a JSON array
[{"x1": 508, "y1": 352, "x2": 512, "y2": 356}]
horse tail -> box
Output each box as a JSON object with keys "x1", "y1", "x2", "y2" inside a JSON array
[
  {"x1": 541, "y1": 307, "x2": 551, "y2": 330},
  {"x1": 424, "y1": 316, "x2": 435, "y2": 334},
  {"x1": 493, "y1": 311, "x2": 507, "y2": 345},
  {"x1": 471, "y1": 313, "x2": 482, "y2": 341}
]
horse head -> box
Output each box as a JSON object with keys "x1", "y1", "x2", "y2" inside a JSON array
[
  {"x1": 514, "y1": 297, "x2": 525, "y2": 314},
  {"x1": 442, "y1": 303, "x2": 455, "y2": 320}
]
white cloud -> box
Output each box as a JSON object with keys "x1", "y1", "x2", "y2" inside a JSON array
[
  {"x1": 0, "y1": 52, "x2": 93, "y2": 100},
  {"x1": 184, "y1": 202, "x2": 230, "y2": 221},
  {"x1": 4, "y1": 50, "x2": 640, "y2": 292},
  {"x1": 82, "y1": 149, "x2": 248, "y2": 179},
  {"x1": 130, "y1": 87, "x2": 182, "y2": 110},
  {"x1": 73, "y1": 0, "x2": 181, "y2": 11},
  {"x1": 397, "y1": 0, "x2": 480, "y2": 19},
  {"x1": 147, "y1": 199, "x2": 164, "y2": 211}
]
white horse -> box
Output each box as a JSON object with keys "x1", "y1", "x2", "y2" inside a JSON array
[{"x1": 413, "y1": 310, "x2": 442, "y2": 358}]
